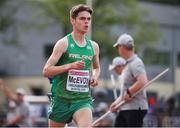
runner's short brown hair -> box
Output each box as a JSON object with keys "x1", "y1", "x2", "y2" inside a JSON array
[{"x1": 70, "y1": 4, "x2": 93, "y2": 19}]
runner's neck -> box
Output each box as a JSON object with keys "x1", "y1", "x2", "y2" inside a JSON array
[{"x1": 71, "y1": 32, "x2": 86, "y2": 47}]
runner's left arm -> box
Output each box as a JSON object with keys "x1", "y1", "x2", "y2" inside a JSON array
[{"x1": 90, "y1": 41, "x2": 100, "y2": 87}]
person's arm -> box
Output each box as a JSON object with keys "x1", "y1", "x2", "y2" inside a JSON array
[
  {"x1": 110, "y1": 95, "x2": 123, "y2": 112},
  {"x1": 43, "y1": 38, "x2": 85, "y2": 77},
  {"x1": 0, "y1": 79, "x2": 16, "y2": 101},
  {"x1": 110, "y1": 73, "x2": 147, "y2": 112},
  {"x1": 123, "y1": 73, "x2": 147, "y2": 101},
  {"x1": 90, "y1": 41, "x2": 101, "y2": 87}
]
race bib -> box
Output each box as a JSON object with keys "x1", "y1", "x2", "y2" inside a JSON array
[{"x1": 66, "y1": 70, "x2": 90, "y2": 92}]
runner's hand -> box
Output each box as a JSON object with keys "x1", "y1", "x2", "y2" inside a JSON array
[
  {"x1": 90, "y1": 76, "x2": 98, "y2": 87},
  {"x1": 71, "y1": 60, "x2": 85, "y2": 70}
]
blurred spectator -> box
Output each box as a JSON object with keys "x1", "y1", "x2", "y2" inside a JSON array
[
  {"x1": 0, "y1": 78, "x2": 30, "y2": 127},
  {"x1": 166, "y1": 96, "x2": 175, "y2": 116},
  {"x1": 92, "y1": 87, "x2": 108, "y2": 103},
  {"x1": 154, "y1": 97, "x2": 166, "y2": 114},
  {"x1": 109, "y1": 56, "x2": 126, "y2": 99},
  {"x1": 94, "y1": 102, "x2": 116, "y2": 127},
  {"x1": 6, "y1": 100, "x2": 17, "y2": 123},
  {"x1": 109, "y1": 56, "x2": 126, "y2": 75},
  {"x1": 96, "y1": 102, "x2": 108, "y2": 115},
  {"x1": 147, "y1": 96, "x2": 156, "y2": 114}
]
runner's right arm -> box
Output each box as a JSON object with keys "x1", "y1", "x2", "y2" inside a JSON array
[{"x1": 43, "y1": 37, "x2": 85, "y2": 77}]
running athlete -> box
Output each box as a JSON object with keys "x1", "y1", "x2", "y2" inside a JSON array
[
  {"x1": 110, "y1": 33, "x2": 148, "y2": 127},
  {"x1": 43, "y1": 4, "x2": 100, "y2": 127}
]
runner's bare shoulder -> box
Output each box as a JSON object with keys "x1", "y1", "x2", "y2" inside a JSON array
[
  {"x1": 54, "y1": 36, "x2": 69, "y2": 53},
  {"x1": 91, "y1": 41, "x2": 99, "y2": 55}
]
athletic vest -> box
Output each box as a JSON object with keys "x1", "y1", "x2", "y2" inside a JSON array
[{"x1": 51, "y1": 34, "x2": 94, "y2": 103}]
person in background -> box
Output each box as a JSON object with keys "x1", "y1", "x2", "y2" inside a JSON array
[
  {"x1": 95, "y1": 102, "x2": 116, "y2": 127},
  {"x1": 42, "y1": 4, "x2": 100, "y2": 127},
  {"x1": 6, "y1": 100, "x2": 17, "y2": 127},
  {"x1": 109, "y1": 56, "x2": 126, "y2": 75},
  {"x1": 0, "y1": 79, "x2": 30, "y2": 127},
  {"x1": 110, "y1": 33, "x2": 148, "y2": 127},
  {"x1": 109, "y1": 56, "x2": 126, "y2": 81}
]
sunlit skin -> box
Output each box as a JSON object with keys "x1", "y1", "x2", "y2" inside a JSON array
[{"x1": 71, "y1": 11, "x2": 91, "y2": 35}]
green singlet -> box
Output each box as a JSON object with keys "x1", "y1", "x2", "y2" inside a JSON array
[{"x1": 51, "y1": 34, "x2": 94, "y2": 103}]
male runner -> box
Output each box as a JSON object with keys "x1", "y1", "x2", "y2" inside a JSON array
[{"x1": 43, "y1": 4, "x2": 100, "y2": 127}]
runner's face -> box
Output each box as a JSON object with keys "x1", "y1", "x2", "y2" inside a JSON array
[{"x1": 73, "y1": 11, "x2": 91, "y2": 34}]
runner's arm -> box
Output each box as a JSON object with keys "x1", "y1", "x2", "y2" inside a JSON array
[
  {"x1": 43, "y1": 38, "x2": 86, "y2": 77},
  {"x1": 90, "y1": 41, "x2": 100, "y2": 87},
  {"x1": 43, "y1": 39, "x2": 69, "y2": 77}
]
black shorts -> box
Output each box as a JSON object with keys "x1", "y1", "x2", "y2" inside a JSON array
[{"x1": 114, "y1": 109, "x2": 147, "y2": 127}]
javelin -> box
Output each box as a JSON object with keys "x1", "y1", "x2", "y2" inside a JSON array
[{"x1": 92, "y1": 68, "x2": 169, "y2": 126}]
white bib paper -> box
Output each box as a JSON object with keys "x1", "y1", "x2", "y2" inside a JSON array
[{"x1": 66, "y1": 70, "x2": 90, "y2": 92}]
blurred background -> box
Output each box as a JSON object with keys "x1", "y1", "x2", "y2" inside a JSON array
[{"x1": 0, "y1": 0, "x2": 180, "y2": 127}]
